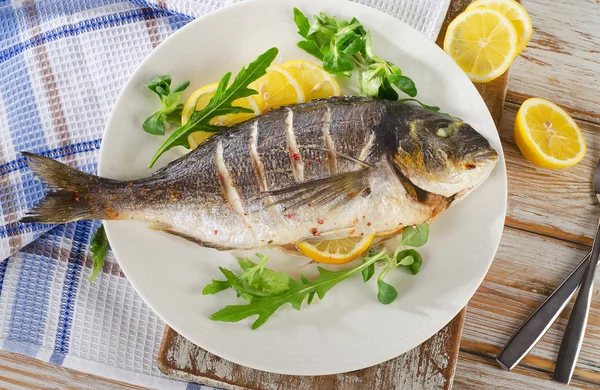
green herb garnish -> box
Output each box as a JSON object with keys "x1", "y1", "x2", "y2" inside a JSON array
[
  {"x1": 88, "y1": 224, "x2": 109, "y2": 282},
  {"x1": 293, "y1": 8, "x2": 417, "y2": 100},
  {"x1": 292, "y1": 8, "x2": 450, "y2": 115},
  {"x1": 143, "y1": 76, "x2": 190, "y2": 135},
  {"x1": 205, "y1": 223, "x2": 429, "y2": 329},
  {"x1": 147, "y1": 47, "x2": 278, "y2": 168}
]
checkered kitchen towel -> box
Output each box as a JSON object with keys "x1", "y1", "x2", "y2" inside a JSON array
[{"x1": 0, "y1": 0, "x2": 449, "y2": 388}]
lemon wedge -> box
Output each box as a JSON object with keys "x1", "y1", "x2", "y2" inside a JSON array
[
  {"x1": 444, "y1": 8, "x2": 518, "y2": 82},
  {"x1": 182, "y1": 83, "x2": 260, "y2": 149},
  {"x1": 296, "y1": 235, "x2": 375, "y2": 264},
  {"x1": 249, "y1": 64, "x2": 305, "y2": 112},
  {"x1": 282, "y1": 60, "x2": 341, "y2": 101},
  {"x1": 514, "y1": 98, "x2": 586, "y2": 169},
  {"x1": 466, "y1": 0, "x2": 532, "y2": 54}
]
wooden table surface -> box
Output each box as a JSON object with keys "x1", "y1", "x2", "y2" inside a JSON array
[{"x1": 2, "y1": 0, "x2": 600, "y2": 388}]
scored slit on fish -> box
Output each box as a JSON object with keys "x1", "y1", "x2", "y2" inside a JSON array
[
  {"x1": 249, "y1": 121, "x2": 267, "y2": 192},
  {"x1": 216, "y1": 141, "x2": 250, "y2": 227},
  {"x1": 358, "y1": 133, "x2": 375, "y2": 166},
  {"x1": 285, "y1": 109, "x2": 304, "y2": 182},
  {"x1": 322, "y1": 107, "x2": 337, "y2": 174},
  {"x1": 249, "y1": 121, "x2": 288, "y2": 224}
]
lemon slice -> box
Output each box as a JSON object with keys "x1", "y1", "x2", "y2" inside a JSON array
[
  {"x1": 514, "y1": 98, "x2": 586, "y2": 169},
  {"x1": 282, "y1": 60, "x2": 341, "y2": 101},
  {"x1": 182, "y1": 82, "x2": 260, "y2": 149},
  {"x1": 444, "y1": 8, "x2": 518, "y2": 82},
  {"x1": 249, "y1": 64, "x2": 305, "y2": 112},
  {"x1": 466, "y1": 0, "x2": 532, "y2": 53},
  {"x1": 296, "y1": 235, "x2": 375, "y2": 264}
]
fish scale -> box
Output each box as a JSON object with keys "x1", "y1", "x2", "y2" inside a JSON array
[{"x1": 20, "y1": 96, "x2": 499, "y2": 253}]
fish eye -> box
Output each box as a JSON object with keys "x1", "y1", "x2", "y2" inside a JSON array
[{"x1": 436, "y1": 121, "x2": 464, "y2": 138}]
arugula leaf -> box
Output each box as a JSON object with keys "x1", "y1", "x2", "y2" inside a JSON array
[
  {"x1": 143, "y1": 76, "x2": 189, "y2": 136},
  {"x1": 294, "y1": 8, "x2": 324, "y2": 59},
  {"x1": 202, "y1": 254, "x2": 289, "y2": 298},
  {"x1": 297, "y1": 40, "x2": 324, "y2": 60},
  {"x1": 238, "y1": 253, "x2": 270, "y2": 284},
  {"x1": 293, "y1": 7, "x2": 311, "y2": 38},
  {"x1": 209, "y1": 251, "x2": 390, "y2": 329},
  {"x1": 147, "y1": 47, "x2": 278, "y2": 167},
  {"x1": 88, "y1": 225, "x2": 108, "y2": 282},
  {"x1": 217, "y1": 266, "x2": 254, "y2": 302},
  {"x1": 203, "y1": 279, "x2": 231, "y2": 295},
  {"x1": 377, "y1": 280, "x2": 398, "y2": 304},
  {"x1": 400, "y1": 223, "x2": 429, "y2": 247},
  {"x1": 238, "y1": 255, "x2": 290, "y2": 295}
]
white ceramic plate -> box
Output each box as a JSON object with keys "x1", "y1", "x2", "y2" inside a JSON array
[{"x1": 99, "y1": 0, "x2": 507, "y2": 375}]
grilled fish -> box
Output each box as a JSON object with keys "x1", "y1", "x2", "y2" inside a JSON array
[{"x1": 21, "y1": 96, "x2": 498, "y2": 250}]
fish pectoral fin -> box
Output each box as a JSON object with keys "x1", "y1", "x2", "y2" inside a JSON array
[
  {"x1": 263, "y1": 168, "x2": 371, "y2": 210},
  {"x1": 148, "y1": 223, "x2": 233, "y2": 251}
]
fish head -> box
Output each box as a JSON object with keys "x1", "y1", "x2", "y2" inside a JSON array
[{"x1": 393, "y1": 113, "x2": 499, "y2": 198}]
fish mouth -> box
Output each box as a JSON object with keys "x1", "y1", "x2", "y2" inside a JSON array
[{"x1": 473, "y1": 148, "x2": 499, "y2": 163}]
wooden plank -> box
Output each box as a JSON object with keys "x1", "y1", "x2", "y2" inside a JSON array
[
  {"x1": 157, "y1": 310, "x2": 465, "y2": 390},
  {"x1": 506, "y1": 0, "x2": 600, "y2": 123},
  {"x1": 0, "y1": 350, "x2": 147, "y2": 390},
  {"x1": 499, "y1": 101, "x2": 600, "y2": 245},
  {"x1": 454, "y1": 351, "x2": 599, "y2": 389},
  {"x1": 460, "y1": 226, "x2": 600, "y2": 383}
]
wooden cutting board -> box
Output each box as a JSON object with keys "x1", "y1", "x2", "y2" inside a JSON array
[{"x1": 157, "y1": 1, "x2": 507, "y2": 388}]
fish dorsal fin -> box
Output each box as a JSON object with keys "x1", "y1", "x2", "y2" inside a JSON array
[{"x1": 263, "y1": 168, "x2": 371, "y2": 210}]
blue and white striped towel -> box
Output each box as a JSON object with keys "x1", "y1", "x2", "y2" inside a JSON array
[{"x1": 0, "y1": 0, "x2": 449, "y2": 388}]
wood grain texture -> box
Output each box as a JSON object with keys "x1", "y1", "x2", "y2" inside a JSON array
[
  {"x1": 158, "y1": 310, "x2": 465, "y2": 390},
  {"x1": 454, "y1": 351, "x2": 600, "y2": 390},
  {"x1": 507, "y1": 0, "x2": 600, "y2": 123},
  {"x1": 500, "y1": 101, "x2": 600, "y2": 245},
  {"x1": 0, "y1": 350, "x2": 146, "y2": 390},
  {"x1": 460, "y1": 226, "x2": 600, "y2": 383}
]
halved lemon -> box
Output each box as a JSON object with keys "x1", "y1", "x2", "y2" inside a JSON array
[
  {"x1": 182, "y1": 83, "x2": 260, "y2": 149},
  {"x1": 249, "y1": 64, "x2": 305, "y2": 112},
  {"x1": 466, "y1": 0, "x2": 532, "y2": 54},
  {"x1": 514, "y1": 98, "x2": 586, "y2": 169},
  {"x1": 444, "y1": 8, "x2": 518, "y2": 82},
  {"x1": 296, "y1": 235, "x2": 375, "y2": 264},
  {"x1": 282, "y1": 60, "x2": 341, "y2": 101}
]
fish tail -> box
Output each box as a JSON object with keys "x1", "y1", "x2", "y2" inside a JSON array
[{"x1": 20, "y1": 152, "x2": 118, "y2": 224}]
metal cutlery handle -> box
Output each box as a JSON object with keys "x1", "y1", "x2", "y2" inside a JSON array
[
  {"x1": 496, "y1": 252, "x2": 590, "y2": 370},
  {"x1": 553, "y1": 220, "x2": 600, "y2": 384}
]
